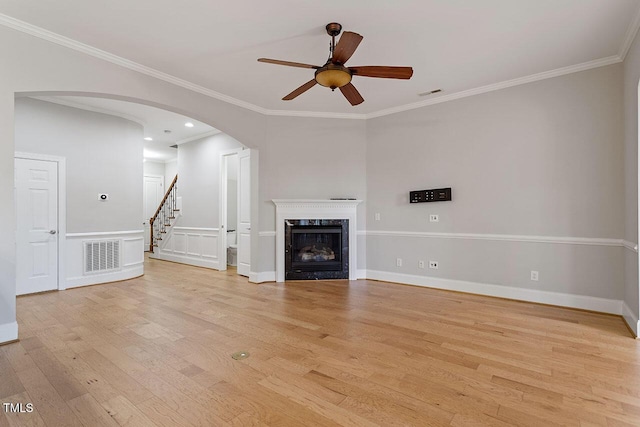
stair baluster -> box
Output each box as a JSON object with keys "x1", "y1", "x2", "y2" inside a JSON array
[{"x1": 149, "y1": 175, "x2": 178, "y2": 252}]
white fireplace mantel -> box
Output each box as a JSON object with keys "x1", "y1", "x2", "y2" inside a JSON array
[{"x1": 273, "y1": 199, "x2": 362, "y2": 282}]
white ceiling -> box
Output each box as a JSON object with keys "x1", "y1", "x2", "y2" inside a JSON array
[
  {"x1": 3, "y1": 0, "x2": 640, "y2": 116},
  {"x1": 32, "y1": 96, "x2": 216, "y2": 161}
]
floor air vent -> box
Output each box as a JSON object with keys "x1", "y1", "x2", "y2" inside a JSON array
[{"x1": 84, "y1": 240, "x2": 120, "y2": 274}]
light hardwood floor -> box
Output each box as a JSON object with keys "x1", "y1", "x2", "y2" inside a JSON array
[{"x1": 2, "y1": 257, "x2": 640, "y2": 426}]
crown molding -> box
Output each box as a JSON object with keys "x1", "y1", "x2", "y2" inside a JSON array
[
  {"x1": 0, "y1": 13, "x2": 270, "y2": 115},
  {"x1": 265, "y1": 109, "x2": 366, "y2": 120},
  {"x1": 0, "y1": 13, "x2": 632, "y2": 121},
  {"x1": 619, "y1": 2, "x2": 640, "y2": 61},
  {"x1": 29, "y1": 95, "x2": 147, "y2": 127},
  {"x1": 365, "y1": 55, "x2": 623, "y2": 119}
]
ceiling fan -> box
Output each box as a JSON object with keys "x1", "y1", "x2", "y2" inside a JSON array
[{"x1": 258, "y1": 23, "x2": 413, "y2": 106}]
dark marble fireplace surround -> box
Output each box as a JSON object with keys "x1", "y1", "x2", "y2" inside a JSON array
[{"x1": 284, "y1": 219, "x2": 349, "y2": 280}]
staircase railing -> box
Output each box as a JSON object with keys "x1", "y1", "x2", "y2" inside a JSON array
[{"x1": 149, "y1": 175, "x2": 179, "y2": 252}]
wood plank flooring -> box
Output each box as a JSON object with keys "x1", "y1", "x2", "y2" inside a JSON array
[{"x1": 2, "y1": 256, "x2": 639, "y2": 426}]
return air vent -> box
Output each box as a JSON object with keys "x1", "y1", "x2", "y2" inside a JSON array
[{"x1": 84, "y1": 240, "x2": 120, "y2": 274}]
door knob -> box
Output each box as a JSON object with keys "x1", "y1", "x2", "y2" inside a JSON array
[{"x1": 49, "y1": 230, "x2": 57, "y2": 235}]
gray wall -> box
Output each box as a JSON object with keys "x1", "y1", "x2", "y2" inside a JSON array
[
  {"x1": 165, "y1": 159, "x2": 178, "y2": 187},
  {"x1": 15, "y1": 98, "x2": 143, "y2": 233},
  {"x1": 366, "y1": 64, "x2": 624, "y2": 300},
  {"x1": 623, "y1": 30, "x2": 640, "y2": 321},
  {"x1": 177, "y1": 133, "x2": 244, "y2": 228},
  {"x1": 143, "y1": 160, "x2": 166, "y2": 177}
]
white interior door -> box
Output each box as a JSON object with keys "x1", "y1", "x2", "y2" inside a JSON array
[
  {"x1": 15, "y1": 158, "x2": 59, "y2": 295},
  {"x1": 237, "y1": 149, "x2": 251, "y2": 276},
  {"x1": 143, "y1": 175, "x2": 164, "y2": 250}
]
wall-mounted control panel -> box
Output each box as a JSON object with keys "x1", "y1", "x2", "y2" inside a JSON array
[{"x1": 410, "y1": 187, "x2": 452, "y2": 204}]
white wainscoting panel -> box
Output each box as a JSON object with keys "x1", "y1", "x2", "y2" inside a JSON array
[
  {"x1": 152, "y1": 227, "x2": 219, "y2": 269},
  {"x1": 66, "y1": 230, "x2": 144, "y2": 289}
]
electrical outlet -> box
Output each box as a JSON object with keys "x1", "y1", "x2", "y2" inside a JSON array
[
  {"x1": 419, "y1": 260, "x2": 425, "y2": 269},
  {"x1": 530, "y1": 270, "x2": 539, "y2": 281},
  {"x1": 429, "y1": 261, "x2": 439, "y2": 269},
  {"x1": 429, "y1": 214, "x2": 439, "y2": 222},
  {"x1": 375, "y1": 213, "x2": 381, "y2": 221},
  {"x1": 396, "y1": 258, "x2": 402, "y2": 267}
]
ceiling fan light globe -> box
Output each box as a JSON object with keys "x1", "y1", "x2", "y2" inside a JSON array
[{"x1": 314, "y1": 65, "x2": 352, "y2": 89}]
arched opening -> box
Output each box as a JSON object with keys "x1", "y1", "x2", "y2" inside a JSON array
[{"x1": 12, "y1": 91, "x2": 260, "y2": 302}]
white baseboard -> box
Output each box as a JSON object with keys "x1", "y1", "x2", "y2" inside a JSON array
[
  {"x1": 66, "y1": 264, "x2": 144, "y2": 289},
  {"x1": 151, "y1": 252, "x2": 219, "y2": 270},
  {"x1": 356, "y1": 269, "x2": 367, "y2": 279},
  {"x1": 249, "y1": 271, "x2": 276, "y2": 283},
  {"x1": 622, "y1": 301, "x2": 639, "y2": 338},
  {"x1": 365, "y1": 270, "x2": 623, "y2": 315},
  {"x1": 0, "y1": 321, "x2": 18, "y2": 344}
]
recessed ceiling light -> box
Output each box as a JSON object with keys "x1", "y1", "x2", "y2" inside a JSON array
[
  {"x1": 144, "y1": 137, "x2": 153, "y2": 141},
  {"x1": 184, "y1": 122, "x2": 194, "y2": 128}
]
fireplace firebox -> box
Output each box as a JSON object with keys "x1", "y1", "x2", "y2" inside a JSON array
[{"x1": 285, "y1": 219, "x2": 348, "y2": 280}]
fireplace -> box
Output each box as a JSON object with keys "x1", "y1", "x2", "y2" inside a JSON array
[
  {"x1": 273, "y1": 199, "x2": 362, "y2": 282},
  {"x1": 285, "y1": 219, "x2": 348, "y2": 280}
]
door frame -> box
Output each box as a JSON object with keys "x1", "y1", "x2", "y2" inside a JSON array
[
  {"x1": 14, "y1": 152, "x2": 67, "y2": 291},
  {"x1": 218, "y1": 147, "x2": 243, "y2": 271}
]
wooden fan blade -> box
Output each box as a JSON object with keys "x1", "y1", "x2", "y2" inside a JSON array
[
  {"x1": 339, "y1": 82, "x2": 364, "y2": 106},
  {"x1": 283, "y1": 79, "x2": 317, "y2": 100},
  {"x1": 258, "y1": 58, "x2": 320, "y2": 69},
  {"x1": 350, "y1": 66, "x2": 414, "y2": 79},
  {"x1": 332, "y1": 32, "x2": 363, "y2": 64}
]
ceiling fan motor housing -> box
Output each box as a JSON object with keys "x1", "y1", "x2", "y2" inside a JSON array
[
  {"x1": 325, "y1": 22, "x2": 342, "y2": 36},
  {"x1": 315, "y1": 63, "x2": 352, "y2": 90}
]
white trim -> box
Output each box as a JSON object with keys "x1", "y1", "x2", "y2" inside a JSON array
[
  {"x1": 365, "y1": 230, "x2": 623, "y2": 247},
  {"x1": 174, "y1": 130, "x2": 222, "y2": 145},
  {"x1": 151, "y1": 253, "x2": 219, "y2": 270},
  {"x1": 29, "y1": 96, "x2": 146, "y2": 127},
  {"x1": 622, "y1": 240, "x2": 639, "y2": 253},
  {"x1": 249, "y1": 271, "x2": 276, "y2": 283},
  {"x1": 619, "y1": 2, "x2": 640, "y2": 61},
  {"x1": 66, "y1": 229, "x2": 144, "y2": 237},
  {"x1": 366, "y1": 270, "x2": 623, "y2": 315},
  {"x1": 0, "y1": 321, "x2": 18, "y2": 343},
  {"x1": 0, "y1": 13, "x2": 629, "y2": 121},
  {"x1": 259, "y1": 231, "x2": 276, "y2": 237},
  {"x1": 356, "y1": 269, "x2": 367, "y2": 279},
  {"x1": 14, "y1": 152, "x2": 67, "y2": 291},
  {"x1": 66, "y1": 265, "x2": 143, "y2": 289},
  {"x1": 265, "y1": 109, "x2": 365, "y2": 120},
  {"x1": 172, "y1": 227, "x2": 219, "y2": 232},
  {"x1": 219, "y1": 148, "x2": 244, "y2": 271},
  {"x1": 622, "y1": 301, "x2": 639, "y2": 338}
]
